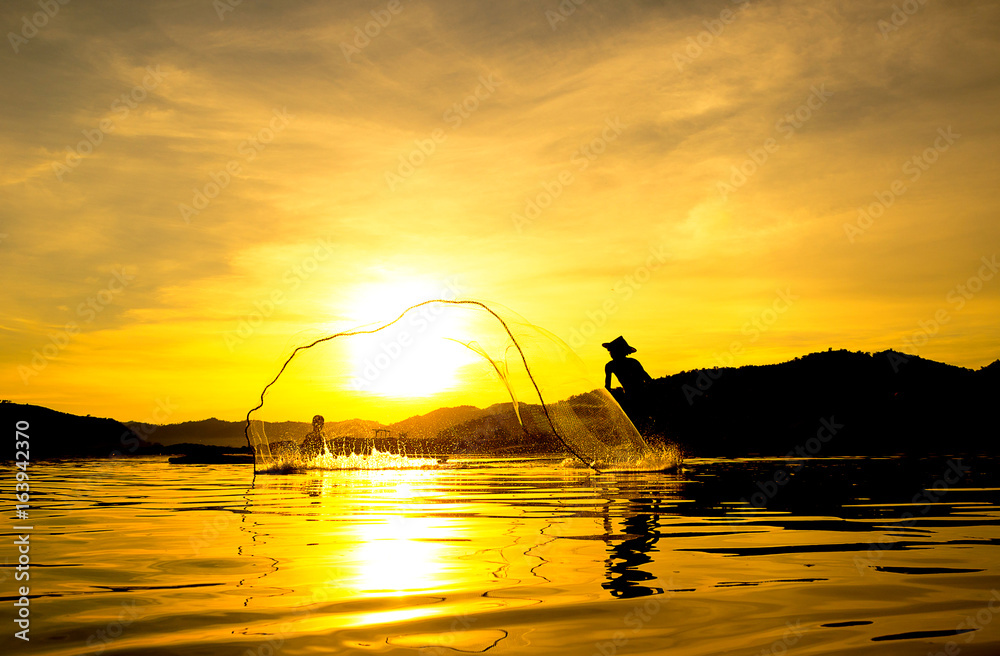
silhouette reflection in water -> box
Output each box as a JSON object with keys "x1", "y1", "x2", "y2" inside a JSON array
[{"x1": 602, "y1": 495, "x2": 665, "y2": 598}]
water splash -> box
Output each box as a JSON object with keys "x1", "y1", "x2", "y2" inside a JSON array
[
  {"x1": 257, "y1": 446, "x2": 438, "y2": 473},
  {"x1": 245, "y1": 299, "x2": 679, "y2": 474},
  {"x1": 560, "y1": 443, "x2": 682, "y2": 472}
]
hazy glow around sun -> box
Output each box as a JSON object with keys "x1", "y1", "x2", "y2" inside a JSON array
[{"x1": 341, "y1": 280, "x2": 481, "y2": 398}]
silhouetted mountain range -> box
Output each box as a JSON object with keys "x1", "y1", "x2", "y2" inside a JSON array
[
  {"x1": 638, "y1": 349, "x2": 998, "y2": 457},
  {"x1": 123, "y1": 416, "x2": 384, "y2": 448},
  {"x1": 0, "y1": 402, "x2": 155, "y2": 459},
  {"x1": 389, "y1": 405, "x2": 490, "y2": 441},
  {"x1": 431, "y1": 402, "x2": 565, "y2": 454},
  {"x1": 2, "y1": 349, "x2": 996, "y2": 459}
]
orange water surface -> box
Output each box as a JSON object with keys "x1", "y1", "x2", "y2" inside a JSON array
[{"x1": 3, "y1": 456, "x2": 1000, "y2": 655}]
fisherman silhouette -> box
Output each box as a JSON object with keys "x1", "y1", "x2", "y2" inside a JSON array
[
  {"x1": 603, "y1": 336, "x2": 653, "y2": 421},
  {"x1": 300, "y1": 414, "x2": 326, "y2": 459}
]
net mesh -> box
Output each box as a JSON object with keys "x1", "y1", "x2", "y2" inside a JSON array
[{"x1": 244, "y1": 300, "x2": 678, "y2": 473}]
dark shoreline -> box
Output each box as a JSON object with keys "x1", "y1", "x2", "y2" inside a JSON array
[{"x1": 3, "y1": 348, "x2": 996, "y2": 461}]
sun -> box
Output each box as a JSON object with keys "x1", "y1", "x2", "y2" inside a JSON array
[{"x1": 341, "y1": 279, "x2": 480, "y2": 398}]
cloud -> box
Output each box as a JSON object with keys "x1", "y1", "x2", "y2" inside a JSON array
[{"x1": 1, "y1": 0, "x2": 998, "y2": 418}]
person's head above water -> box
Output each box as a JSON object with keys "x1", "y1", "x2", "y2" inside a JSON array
[
  {"x1": 312, "y1": 415, "x2": 324, "y2": 431},
  {"x1": 602, "y1": 336, "x2": 637, "y2": 359}
]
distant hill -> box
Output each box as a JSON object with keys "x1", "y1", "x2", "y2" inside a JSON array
[
  {"x1": 123, "y1": 406, "x2": 496, "y2": 450},
  {"x1": 123, "y1": 417, "x2": 388, "y2": 448},
  {"x1": 388, "y1": 405, "x2": 491, "y2": 440},
  {"x1": 5, "y1": 349, "x2": 997, "y2": 459},
  {"x1": 121, "y1": 411, "x2": 503, "y2": 449},
  {"x1": 431, "y1": 402, "x2": 559, "y2": 454},
  {"x1": 639, "y1": 349, "x2": 999, "y2": 457},
  {"x1": 0, "y1": 402, "x2": 154, "y2": 459}
]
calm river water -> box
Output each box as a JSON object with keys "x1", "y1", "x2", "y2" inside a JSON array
[{"x1": 3, "y1": 455, "x2": 1000, "y2": 655}]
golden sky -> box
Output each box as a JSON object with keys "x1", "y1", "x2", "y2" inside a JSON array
[{"x1": 2, "y1": 0, "x2": 998, "y2": 423}]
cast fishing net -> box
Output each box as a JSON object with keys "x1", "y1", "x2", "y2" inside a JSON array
[{"x1": 244, "y1": 300, "x2": 677, "y2": 473}]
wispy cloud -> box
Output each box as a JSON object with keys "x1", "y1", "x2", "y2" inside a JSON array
[{"x1": 2, "y1": 0, "x2": 998, "y2": 418}]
